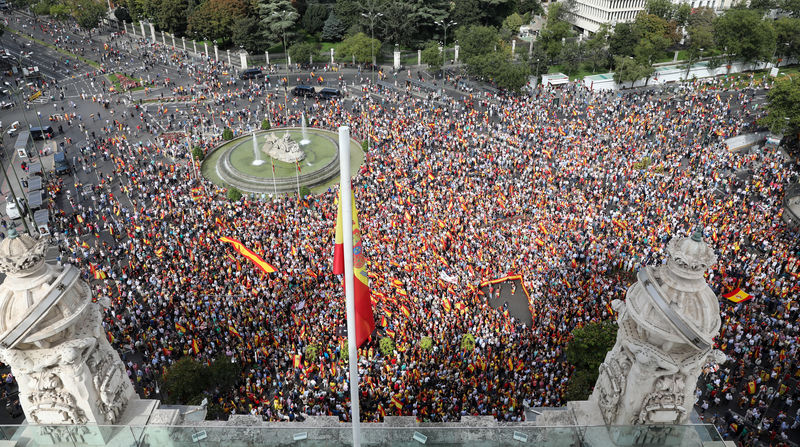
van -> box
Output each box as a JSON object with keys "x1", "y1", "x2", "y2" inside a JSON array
[
  {"x1": 317, "y1": 88, "x2": 341, "y2": 100},
  {"x1": 292, "y1": 85, "x2": 316, "y2": 98},
  {"x1": 54, "y1": 151, "x2": 70, "y2": 175},
  {"x1": 29, "y1": 125, "x2": 54, "y2": 140},
  {"x1": 239, "y1": 68, "x2": 262, "y2": 80}
]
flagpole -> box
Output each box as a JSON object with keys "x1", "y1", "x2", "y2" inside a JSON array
[{"x1": 339, "y1": 126, "x2": 361, "y2": 447}]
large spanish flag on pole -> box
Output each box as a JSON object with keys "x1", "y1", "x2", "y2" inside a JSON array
[
  {"x1": 334, "y1": 189, "x2": 375, "y2": 347},
  {"x1": 219, "y1": 236, "x2": 277, "y2": 274}
]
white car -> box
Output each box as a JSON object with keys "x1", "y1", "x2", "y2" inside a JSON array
[
  {"x1": 5, "y1": 196, "x2": 26, "y2": 220},
  {"x1": 6, "y1": 121, "x2": 20, "y2": 137}
]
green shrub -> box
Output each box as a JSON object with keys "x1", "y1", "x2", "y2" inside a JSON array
[
  {"x1": 420, "y1": 336, "x2": 433, "y2": 351},
  {"x1": 261, "y1": 119, "x2": 271, "y2": 130},
  {"x1": 192, "y1": 146, "x2": 204, "y2": 160},
  {"x1": 222, "y1": 128, "x2": 234, "y2": 141},
  {"x1": 226, "y1": 187, "x2": 242, "y2": 202},
  {"x1": 339, "y1": 342, "x2": 348, "y2": 362},
  {"x1": 299, "y1": 185, "x2": 311, "y2": 198},
  {"x1": 304, "y1": 344, "x2": 319, "y2": 359},
  {"x1": 461, "y1": 333, "x2": 476, "y2": 351},
  {"x1": 633, "y1": 156, "x2": 652, "y2": 170},
  {"x1": 379, "y1": 336, "x2": 395, "y2": 356},
  {"x1": 361, "y1": 140, "x2": 369, "y2": 152}
]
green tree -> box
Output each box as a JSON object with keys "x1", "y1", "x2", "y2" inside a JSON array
[
  {"x1": 261, "y1": 119, "x2": 271, "y2": 130},
  {"x1": 608, "y1": 22, "x2": 637, "y2": 59},
  {"x1": 321, "y1": 11, "x2": 346, "y2": 41},
  {"x1": 226, "y1": 187, "x2": 243, "y2": 201},
  {"x1": 774, "y1": 17, "x2": 800, "y2": 62},
  {"x1": 379, "y1": 336, "x2": 395, "y2": 355},
  {"x1": 760, "y1": 76, "x2": 800, "y2": 137},
  {"x1": 289, "y1": 41, "x2": 319, "y2": 64},
  {"x1": 583, "y1": 25, "x2": 610, "y2": 72},
  {"x1": 114, "y1": 7, "x2": 132, "y2": 22},
  {"x1": 564, "y1": 321, "x2": 618, "y2": 399},
  {"x1": 381, "y1": 0, "x2": 417, "y2": 47},
  {"x1": 516, "y1": 0, "x2": 543, "y2": 15},
  {"x1": 337, "y1": 32, "x2": 380, "y2": 63},
  {"x1": 613, "y1": 56, "x2": 649, "y2": 88},
  {"x1": 259, "y1": 0, "x2": 299, "y2": 51},
  {"x1": 684, "y1": 10, "x2": 714, "y2": 78},
  {"x1": 222, "y1": 127, "x2": 234, "y2": 140},
  {"x1": 187, "y1": 0, "x2": 249, "y2": 41},
  {"x1": 154, "y1": 0, "x2": 188, "y2": 35},
  {"x1": 333, "y1": 0, "x2": 362, "y2": 31},
  {"x1": 560, "y1": 40, "x2": 583, "y2": 76},
  {"x1": 780, "y1": 0, "x2": 800, "y2": 16},
  {"x1": 502, "y1": 12, "x2": 527, "y2": 35},
  {"x1": 714, "y1": 9, "x2": 777, "y2": 65},
  {"x1": 192, "y1": 146, "x2": 204, "y2": 160},
  {"x1": 232, "y1": 16, "x2": 267, "y2": 54},
  {"x1": 421, "y1": 40, "x2": 443, "y2": 71},
  {"x1": 455, "y1": 25, "x2": 500, "y2": 62},
  {"x1": 207, "y1": 355, "x2": 241, "y2": 392},
  {"x1": 302, "y1": 3, "x2": 329, "y2": 35},
  {"x1": 162, "y1": 357, "x2": 210, "y2": 404},
  {"x1": 73, "y1": 0, "x2": 107, "y2": 29}
]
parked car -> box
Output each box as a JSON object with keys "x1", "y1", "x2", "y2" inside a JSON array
[
  {"x1": 317, "y1": 88, "x2": 342, "y2": 100},
  {"x1": 5, "y1": 195, "x2": 27, "y2": 220},
  {"x1": 53, "y1": 150, "x2": 70, "y2": 175},
  {"x1": 5, "y1": 121, "x2": 20, "y2": 138},
  {"x1": 292, "y1": 85, "x2": 316, "y2": 98},
  {"x1": 239, "y1": 68, "x2": 262, "y2": 80},
  {"x1": 29, "y1": 125, "x2": 54, "y2": 140}
]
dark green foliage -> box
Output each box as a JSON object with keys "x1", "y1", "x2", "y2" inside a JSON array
[
  {"x1": 564, "y1": 321, "x2": 618, "y2": 400},
  {"x1": 302, "y1": 3, "x2": 329, "y2": 34},
  {"x1": 261, "y1": 119, "x2": 271, "y2": 130},
  {"x1": 760, "y1": 76, "x2": 800, "y2": 137},
  {"x1": 192, "y1": 146, "x2": 204, "y2": 160},
  {"x1": 162, "y1": 355, "x2": 241, "y2": 405},
  {"x1": 321, "y1": 11, "x2": 346, "y2": 41},
  {"x1": 222, "y1": 128, "x2": 234, "y2": 140},
  {"x1": 226, "y1": 187, "x2": 243, "y2": 201},
  {"x1": 232, "y1": 16, "x2": 266, "y2": 54}
]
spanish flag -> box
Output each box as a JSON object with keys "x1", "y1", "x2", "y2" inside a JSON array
[
  {"x1": 191, "y1": 339, "x2": 200, "y2": 354},
  {"x1": 723, "y1": 288, "x2": 752, "y2": 303},
  {"x1": 228, "y1": 325, "x2": 242, "y2": 338},
  {"x1": 219, "y1": 236, "x2": 277, "y2": 274},
  {"x1": 293, "y1": 354, "x2": 302, "y2": 368},
  {"x1": 333, "y1": 190, "x2": 375, "y2": 347},
  {"x1": 175, "y1": 322, "x2": 187, "y2": 334}
]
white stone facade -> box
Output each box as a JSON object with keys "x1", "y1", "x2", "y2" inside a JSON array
[
  {"x1": 568, "y1": 0, "x2": 735, "y2": 34},
  {"x1": 0, "y1": 230, "x2": 136, "y2": 425},
  {"x1": 589, "y1": 232, "x2": 726, "y2": 425}
]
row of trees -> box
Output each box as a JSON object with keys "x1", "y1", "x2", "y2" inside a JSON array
[{"x1": 102, "y1": 0, "x2": 544, "y2": 51}]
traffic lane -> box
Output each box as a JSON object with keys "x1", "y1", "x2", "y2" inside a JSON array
[{"x1": 0, "y1": 34, "x2": 86, "y2": 82}]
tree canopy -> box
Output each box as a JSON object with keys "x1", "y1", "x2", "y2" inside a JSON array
[{"x1": 760, "y1": 76, "x2": 800, "y2": 138}]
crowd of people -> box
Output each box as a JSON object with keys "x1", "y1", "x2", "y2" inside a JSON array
[{"x1": 2, "y1": 14, "x2": 799, "y2": 445}]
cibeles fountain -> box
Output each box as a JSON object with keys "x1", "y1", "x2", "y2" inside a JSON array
[
  {"x1": 0, "y1": 230, "x2": 196, "y2": 445},
  {"x1": 535, "y1": 231, "x2": 726, "y2": 444},
  {"x1": 261, "y1": 131, "x2": 306, "y2": 163}
]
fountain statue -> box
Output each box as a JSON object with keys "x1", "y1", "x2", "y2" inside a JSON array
[
  {"x1": 261, "y1": 132, "x2": 306, "y2": 163},
  {"x1": 252, "y1": 132, "x2": 265, "y2": 166}
]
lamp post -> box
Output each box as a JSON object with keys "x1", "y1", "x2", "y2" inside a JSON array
[
  {"x1": 360, "y1": 11, "x2": 383, "y2": 85},
  {"x1": 434, "y1": 20, "x2": 456, "y2": 77}
]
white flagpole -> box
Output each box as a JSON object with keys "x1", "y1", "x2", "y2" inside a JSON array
[{"x1": 339, "y1": 126, "x2": 361, "y2": 447}]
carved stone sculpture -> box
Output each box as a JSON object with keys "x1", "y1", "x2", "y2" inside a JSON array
[
  {"x1": 590, "y1": 231, "x2": 726, "y2": 425},
  {"x1": 0, "y1": 229, "x2": 136, "y2": 425},
  {"x1": 261, "y1": 132, "x2": 306, "y2": 163}
]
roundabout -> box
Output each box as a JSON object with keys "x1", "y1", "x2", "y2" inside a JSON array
[{"x1": 202, "y1": 127, "x2": 364, "y2": 195}]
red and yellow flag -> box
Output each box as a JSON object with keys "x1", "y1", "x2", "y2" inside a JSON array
[
  {"x1": 219, "y1": 236, "x2": 277, "y2": 274},
  {"x1": 333, "y1": 190, "x2": 375, "y2": 347},
  {"x1": 723, "y1": 288, "x2": 752, "y2": 303},
  {"x1": 191, "y1": 339, "x2": 200, "y2": 354}
]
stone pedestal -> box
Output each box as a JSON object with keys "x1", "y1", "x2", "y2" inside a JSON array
[
  {"x1": 590, "y1": 232, "x2": 725, "y2": 425},
  {"x1": 0, "y1": 230, "x2": 137, "y2": 431}
]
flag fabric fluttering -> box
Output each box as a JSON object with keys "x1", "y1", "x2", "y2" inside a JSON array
[
  {"x1": 219, "y1": 236, "x2": 277, "y2": 274},
  {"x1": 334, "y1": 190, "x2": 376, "y2": 347},
  {"x1": 723, "y1": 287, "x2": 752, "y2": 303}
]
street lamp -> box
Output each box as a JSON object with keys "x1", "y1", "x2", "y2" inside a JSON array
[
  {"x1": 434, "y1": 20, "x2": 456, "y2": 76},
  {"x1": 360, "y1": 11, "x2": 383, "y2": 85}
]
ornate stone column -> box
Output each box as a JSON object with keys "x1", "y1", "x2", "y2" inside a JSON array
[
  {"x1": 590, "y1": 231, "x2": 725, "y2": 425},
  {"x1": 0, "y1": 230, "x2": 136, "y2": 425}
]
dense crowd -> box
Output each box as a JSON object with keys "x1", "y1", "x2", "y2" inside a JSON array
[{"x1": 3, "y1": 15, "x2": 799, "y2": 445}]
